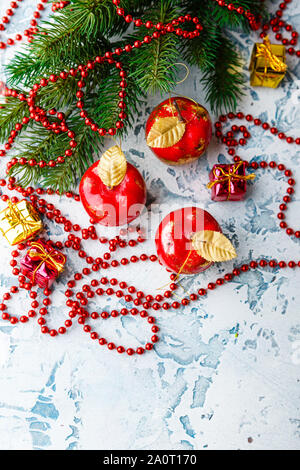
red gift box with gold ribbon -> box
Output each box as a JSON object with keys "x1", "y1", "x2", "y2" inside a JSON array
[
  {"x1": 20, "y1": 239, "x2": 66, "y2": 289},
  {"x1": 207, "y1": 161, "x2": 256, "y2": 201}
]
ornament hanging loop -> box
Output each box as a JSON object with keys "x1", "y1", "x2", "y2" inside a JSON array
[{"x1": 166, "y1": 62, "x2": 190, "y2": 86}]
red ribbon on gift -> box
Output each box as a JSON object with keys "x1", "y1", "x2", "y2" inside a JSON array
[{"x1": 27, "y1": 241, "x2": 66, "y2": 284}]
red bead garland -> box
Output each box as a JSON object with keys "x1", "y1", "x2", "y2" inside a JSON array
[
  {"x1": 0, "y1": 0, "x2": 69, "y2": 52},
  {"x1": 259, "y1": 0, "x2": 300, "y2": 57},
  {"x1": 0, "y1": 0, "x2": 298, "y2": 55},
  {"x1": 212, "y1": 0, "x2": 299, "y2": 54},
  {"x1": 211, "y1": 0, "x2": 299, "y2": 54},
  {"x1": 214, "y1": 112, "x2": 300, "y2": 237},
  {"x1": 0, "y1": 185, "x2": 160, "y2": 355}
]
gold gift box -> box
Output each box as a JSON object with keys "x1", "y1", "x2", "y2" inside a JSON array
[
  {"x1": 249, "y1": 40, "x2": 286, "y2": 88},
  {"x1": 0, "y1": 199, "x2": 43, "y2": 246}
]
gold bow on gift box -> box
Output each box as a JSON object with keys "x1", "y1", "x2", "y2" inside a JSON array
[
  {"x1": 0, "y1": 200, "x2": 43, "y2": 245},
  {"x1": 27, "y1": 241, "x2": 66, "y2": 284},
  {"x1": 249, "y1": 36, "x2": 287, "y2": 88},
  {"x1": 207, "y1": 161, "x2": 256, "y2": 200}
]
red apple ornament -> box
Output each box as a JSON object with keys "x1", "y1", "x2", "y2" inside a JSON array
[
  {"x1": 146, "y1": 97, "x2": 212, "y2": 165},
  {"x1": 79, "y1": 145, "x2": 147, "y2": 226},
  {"x1": 155, "y1": 207, "x2": 236, "y2": 274}
]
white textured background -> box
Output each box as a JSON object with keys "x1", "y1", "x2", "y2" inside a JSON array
[{"x1": 0, "y1": 0, "x2": 299, "y2": 450}]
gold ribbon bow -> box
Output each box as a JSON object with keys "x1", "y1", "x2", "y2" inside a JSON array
[
  {"x1": 28, "y1": 242, "x2": 66, "y2": 284},
  {"x1": 7, "y1": 201, "x2": 39, "y2": 235},
  {"x1": 255, "y1": 36, "x2": 287, "y2": 85},
  {"x1": 207, "y1": 161, "x2": 256, "y2": 200}
]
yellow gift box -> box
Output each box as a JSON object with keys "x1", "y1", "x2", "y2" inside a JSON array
[
  {"x1": 249, "y1": 36, "x2": 287, "y2": 88},
  {"x1": 0, "y1": 199, "x2": 43, "y2": 246}
]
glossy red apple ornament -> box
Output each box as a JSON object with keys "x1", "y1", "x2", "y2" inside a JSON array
[
  {"x1": 155, "y1": 207, "x2": 236, "y2": 274},
  {"x1": 146, "y1": 97, "x2": 212, "y2": 165},
  {"x1": 79, "y1": 145, "x2": 146, "y2": 226}
]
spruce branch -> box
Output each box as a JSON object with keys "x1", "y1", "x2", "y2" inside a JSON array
[
  {"x1": 40, "y1": 117, "x2": 102, "y2": 193},
  {"x1": 202, "y1": 35, "x2": 245, "y2": 113},
  {"x1": 8, "y1": 122, "x2": 64, "y2": 187},
  {"x1": 0, "y1": 0, "x2": 270, "y2": 192},
  {"x1": 210, "y1": 0, "x2": 268, "y2": 30},
  {"x1": 0, "y1": 96, "x2": 28, "y2": 142},
  {"x1": 6, "y1": 0, "x2": 156, "y2": 89},
  {"x1": 125, "y1": 0, "x2": 182, "y2": 94},
  {"x1": 6, "y1": 30, "x2": 110, "y2": 88},
  {"x1": 89, "y1": 61, "x2": 145, "y2": 134},
  {"x1": 8, "y1": 114, "x2": 101, "y2": 192}
]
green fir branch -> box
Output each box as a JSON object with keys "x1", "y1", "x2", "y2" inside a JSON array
[
  {"x1": 0, "y1": 0, "x2": 269, "y2": 192},
  {"x1": 125, "y1": 0, "x2": 181, "y2": 94},
  {"x1": 210, "y1": 0, "x2": 268, "y2": 30},
  {"x1": 0, "y1": 96, "x2": 28, "y2": 142},
  {"x1": 8, "y1": 115, "x2": 101, "y2": 192},
  {"x1": 89, "y1": 62, "x2": 145, "y2": 134},
  {"x1": 40, "y1": 118, "x2": 102, "y2": 193},
  {"x1": 202, "y1": 35, "x2": 245, "y2": 113}
]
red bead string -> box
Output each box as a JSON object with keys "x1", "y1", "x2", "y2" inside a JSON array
[
  {"x1": 214, "y1": 112, "x2": 300, "y2": 238},
  {"x1": 0, "y1": 182, "x2": 160, "y2": 355},
  {"x1": 259, "y1": 0, "x2": 300, "y2": 57},
  {"x1": 1, "y1": 0, "x2": 204, "y2": 169},
  {"x1": 0, "y1": 166, "x2": 299, "y2": 356},
  {"x1": 0, "y1": 0, "x2": 299, "y2": 357},
  {"x1": 212, "y1": 0, "x2": 299, "y2": 55},
  {"x1": 1, "y1": 0, "x2": 299, "y2": 171}
]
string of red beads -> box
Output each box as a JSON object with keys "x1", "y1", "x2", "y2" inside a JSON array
[
  {"x1": 0, "y1": 179, "x2": 160, "y2": 355},
  {"x1": 212, "y1": 0, "x2": 299, "y2": 55},
  {"x1": 0, "y1": 0, "x2": 203, "y2": 168},
  {"x1": 214, "y1": 112, "x2": 300, "y2": 238},
  {"x1": 259, "y1": 0, "x2": 300, "y2": 57},
  {"x1": 0, "y1": 0, "x2": 69, "y2": 52},
  {"x1": 0, "y1": 0, "x2": 298, "y2": 172},
  {"x1": 1, "y1": 174, "x2": 299, "y2": 355}
]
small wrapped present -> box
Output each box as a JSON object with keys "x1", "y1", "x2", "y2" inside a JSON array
[
  {"x1": 0, "y1": 199, "x2": 43, "y2": 246},
  {"x1": 249, "y1": 35, "x2": 287, "y2": 88},
  {"x1": 207, "y1": 161, "x2": 256, "y2": 202},
  {"x1": 20, "y1": 239, "x2": 66, "y2": 288}
]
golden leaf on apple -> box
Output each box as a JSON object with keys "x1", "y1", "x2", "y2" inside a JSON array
[
  {"x1": 191, "y1": 230, "x2": 237, "y2": 262},
  {"x1": 97, "y1": 145, "x2": 127, "y2": 188},
  {"x1": 146, "y1": 117, "x2": 186, "y2": 148}
]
